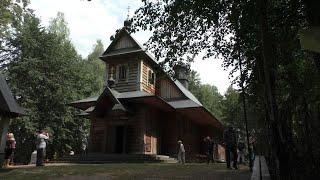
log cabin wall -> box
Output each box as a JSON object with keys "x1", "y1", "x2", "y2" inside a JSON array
[
  {"x1": 126, "y1": 107, "x2": 146, "y2": 154},
  {"x1": 89, "y1": 109, "x2": 146, "y2": 154},
  {"x1": 113, "y1": 34, "x2": 136, "y2": 49},
  {"x1": 160, "y1": 112, "x2": 203, "y2": 158},
  {"x1": 141, "y1": 60, "x2": 156, "y2": 94},
  {"x1": 177, "y1": 113, "x2": 202, "y2": 157},
  {"x1": 160, "y1": 112, "x2": 179, "y2": 155},
  {"x1": 89, "y1": 118, "x2": 107, "y2": 153},
  {"x1": 156, "y1": 77, "x2": 184, "y2": 100},
  {"x1": 143, "y1": 107, "x2": 160, "y2": 154},
  {"x1": 106, "y1": 59, "x2": 139, "y2": 92}
]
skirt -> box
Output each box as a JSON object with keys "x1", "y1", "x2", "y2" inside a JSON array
[{"x1": 4, "y1": 148, "x2": 13, "y2": 159}]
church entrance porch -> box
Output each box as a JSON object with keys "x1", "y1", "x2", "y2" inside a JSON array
[{"x1": 104, "y1": 125, "x2": 127, "y2": 154}]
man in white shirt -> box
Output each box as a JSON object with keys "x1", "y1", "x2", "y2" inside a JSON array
[
  {"x1": 36, "y1": 130, "x2": 49, "y2": 166},
  {"x1": 177, "y1": 140, "x2": 185, "y2": 164}
]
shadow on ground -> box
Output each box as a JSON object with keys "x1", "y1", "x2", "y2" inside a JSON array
[{"x1": 1, "y1": 163, "x2": 251, "y2": 180}]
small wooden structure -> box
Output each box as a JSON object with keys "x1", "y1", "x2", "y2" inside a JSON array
[
  {"x1": 0, "y1": 73, "x2": 24, "y2": 164},
  {"x1": 251, "y1": 156, "x2": 271, "y2": 180},
  {"x1": 70, "y1": 27, "x2": 224, "y2": 161}
]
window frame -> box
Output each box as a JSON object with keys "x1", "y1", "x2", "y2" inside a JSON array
[
  {"x1": 147, "y1": 69, "x2": 155, "y2": 86},
  {"x1": 116, "y1": 63, "x2": 129, "y2": 82}
]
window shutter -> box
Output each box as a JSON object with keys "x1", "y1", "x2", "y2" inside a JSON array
[
  {"x1": 116, "y1": 65, "x2": 119, "y2": 83},
  {"x1": 152, "y1": 72, "x2": 155, "y2": 85},
  {"x1": 105, "y1": 64, "x2": 109, "y2": 85},
  {"x1": 126, "y1": 63, "x2": 129, "y2": 82},
  {"x1": 148, "y1": 70, "x2": 152, "y2": 85}
]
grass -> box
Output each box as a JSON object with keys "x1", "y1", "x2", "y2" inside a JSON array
[{"x1": 0, "y1": 163, "x2": 251, "y2": 180}]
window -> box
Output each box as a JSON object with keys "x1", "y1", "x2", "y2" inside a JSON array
[
  {"x1": 148, "y1": 69, "x2": 155, "y2": 85},
  {"x1": 118, "y1": 64, "x2": 128, "y2": 80}
]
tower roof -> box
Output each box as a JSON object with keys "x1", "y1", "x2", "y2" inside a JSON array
[{"x1": 100, "y1": 28, "x2": 158, "y2": 66}]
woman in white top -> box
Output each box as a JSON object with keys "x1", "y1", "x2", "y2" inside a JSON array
[{"x1": 36, "y1": 130, "x2": 49, "y2": 166}]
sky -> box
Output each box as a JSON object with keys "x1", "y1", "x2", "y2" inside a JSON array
[{"x1": 29, "y1": 0, "x2": 232, "y2": 94}]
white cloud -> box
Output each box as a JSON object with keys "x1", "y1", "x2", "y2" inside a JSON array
[
  {"x1": 29, "y1": 0, "x2": 232, "y2": 95},
  {"x1": 29, "y1": 0, "x2": 140, "y2": 57},
  {"x1": 191, "y1": 57, "x2": 232, "y2": 94}
]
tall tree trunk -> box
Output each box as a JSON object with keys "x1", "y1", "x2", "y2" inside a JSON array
[
  {"x1": 238, "y1": 57, "x2": 253, "y2": 171},
  {"x1": 256, "y1": 51, "x2": 280, "y2": 179},
  {"x1": 257, "y1": 0, "x2": 293, "y2": 179}
]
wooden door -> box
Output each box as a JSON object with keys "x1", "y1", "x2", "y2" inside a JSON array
[{"x1": 145, "y1": 110, "x2": 158, "y2": 154}]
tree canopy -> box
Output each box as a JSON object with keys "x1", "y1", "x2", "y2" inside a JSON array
[
  {"x1": 0, "y1": 3, "x2": 105, "y2": 162},
  {"x1": 188, "y1": 70, "x2": 223, "y2": 120},
  {"x1": 133, "y1": 0, "x2": 320, "y2": 179}
]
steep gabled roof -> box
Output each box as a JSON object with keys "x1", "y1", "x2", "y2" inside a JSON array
[
  {"x1": 0, "y1": 73, "x2": 24, "y2": 116},
  {"x1": 92, "y1": 86, "x2": 127, "y2": 117},
  {"x1": 100, "y1": 28, "x2": 158, "y2": 65},
  {"x1": 102, "y1": 28, "x2": 141, "y2": 56}
]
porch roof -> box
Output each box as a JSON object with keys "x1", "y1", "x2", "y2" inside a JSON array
[
  {"x1": 69, "y1": 90, "x2": 152, "y2": 110},
  {"x1": 167, "y1": 99, "x2": 201, "y2": 109},
  {"x1": 176, "y1": 107, "x2": 223, "y2": 130},
  {"x1": 0, "y1": 74, "x2": 25, "y2": 117}
]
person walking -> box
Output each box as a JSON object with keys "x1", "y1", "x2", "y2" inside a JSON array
[
  {"x1": 223, "y1": 126, "x2": 238, "y2": 169},
  {"x1": 36, "y1": 130, "x2": 49, "y2": 167},
  {"x1": 249, "y1": 129, "x2": 257, "y2": 169},
  {"x1": 3, "y1": 133, "x2": 16, "y2": 168},
  {"x1": 237, "y1": 141, "x2": 245, "y2": 164},
  {"x1": 204, "y1": 136, "x2": 215, "y2": 164},
  {"x1": 177, "y1": 140, "x2": 185, "y2": 164}
]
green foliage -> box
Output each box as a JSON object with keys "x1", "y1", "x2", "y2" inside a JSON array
[
  {"x1": 48, "y1": 12, "x2": 70, "y2": 41},
  {"x1": 221, "y1": 86, "x2": 242, "y2": 127},
  {"x1": 84, "y1": 40, "x2": 105, "y2": 96},
  {"x1": 0, "y1": 0, "x2": 30, "y2": 67},
  {"x1": 2, "y1": 12, "x2": 96, "y2": 163},
  {"x1": 188, "y1": 70, "x2": 223, "y2": 121},
  {"x1": 133, "y1": 0, "x2": 320, "y2": 178}
]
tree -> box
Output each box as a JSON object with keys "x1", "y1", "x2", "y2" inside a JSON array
[
  {"x1": 84, "y1": 39, "x2": 105, "y2": 96},
  {"x1": 188, "y1": 70, "x2": 223, "y2": 120},
  {"x1": 132, "y1": 0, "x2": 320, "y2": 179},
  {"x1": 0, "y1": 0, "x2": 30, "y2": 68},
  {"x1": 221, "y1": 87, "x2": 241, "y2": 126},
  {"x1": 5, "y1": 12, "x2": 91, "y2": 163},
  {"x1": 48, "y1": 12, "x2": 70, "y2": 41}
]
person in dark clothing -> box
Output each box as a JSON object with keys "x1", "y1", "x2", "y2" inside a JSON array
[
  {"x1": 204, "y1": 136, "x2": 215, "y2": 164},
  {"x1": 249, "y1": 129, "x2": 257, "y2": 169},
  {"x1": 237, "y1": 141, "x2": 245, "y2": 164},
  {"x1": 223, "y1": 126, "x2": 238, "y2": 169}
]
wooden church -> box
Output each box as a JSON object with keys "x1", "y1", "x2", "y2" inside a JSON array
[{"x1": 70, "y1": 26, "x2": 224, "y2": 160}]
